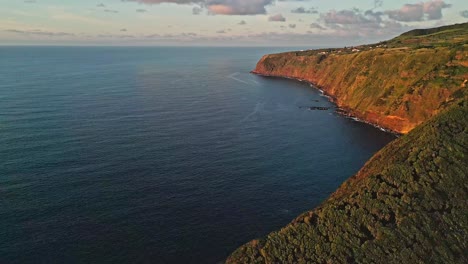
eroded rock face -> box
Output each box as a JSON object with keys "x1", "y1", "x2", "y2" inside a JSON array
[{"x1": 251, "y1": 25, "x2": 467, "y2": 134}]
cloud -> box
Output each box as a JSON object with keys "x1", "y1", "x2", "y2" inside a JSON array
[
  {"x1": 312, "y1": 5, "x2": 420, "y2": 40},
  {"x1": 423, "y1": 0, "x2": 451, "y2": 20},
  {"x1": 386, "y1": 4, "x2": 424, "y2": 21},
  {"x1": 9, "y1": 0, "x2": 458, "y2": 46},
  {"x1": 207, "y1": 0, "x2": 273, "y2": 15},
  {"x1": 316, "y1": 0, "x2": 451, "y2": 37},
  {"x1": 269, "y1": 14, "x2": 286, "y2": 22},
  {"x1": 291, "y1": 7, "x2": 318, "y2": 14},
  {"x1": 322, "y1": 9, "x2": 371, "y2": 24},
  {"x1": 123, "y1": 0, "x2": 453, "y2": 19},
  {"x1": 385, "y1": 0, "x2": 451, "y2": 22},
  {"x1": 123, "y1": 0, "x2": 275, "y2": 15},
  {"x1": 2, "y1": 25, "x2": 415, "y2": 47},
  {"x1": 5, "y1": 29, "x2": 75, "y2": 37}
]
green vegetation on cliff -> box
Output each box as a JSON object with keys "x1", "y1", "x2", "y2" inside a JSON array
[
  {"x1": 227, "y1": 99, "x2": 467, "y2": 263},
  {"x1": 253, "y1": 23, "x2": 468, "y2": 133},
  {"x1": 227, "y1": 24, "x2": 468, "y2": 263}
]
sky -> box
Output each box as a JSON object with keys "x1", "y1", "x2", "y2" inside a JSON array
[{"x1": 1, "y1": 0, "x2": 467, "y2": 46}]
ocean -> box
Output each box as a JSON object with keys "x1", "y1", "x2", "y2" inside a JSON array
[{"x1": 0, "y1": 46, "x2": 395, "y2": 263}]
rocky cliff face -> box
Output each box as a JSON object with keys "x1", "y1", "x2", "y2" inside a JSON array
[{"x1": 252, "y1": 23, "x2": 468, "y2": 133}]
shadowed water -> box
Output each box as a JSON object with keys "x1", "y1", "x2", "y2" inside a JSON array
[{"x1": 0, "y1": 46, "x2": 395, "y2": 263}]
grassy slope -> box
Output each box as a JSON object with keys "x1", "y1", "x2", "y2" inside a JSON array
[
  {"x1": 253, "y1": 23, "x2": 468, "y2": 133},
  {"x1": 227, "y1": 99, "x2": 467, "y2": 263}
]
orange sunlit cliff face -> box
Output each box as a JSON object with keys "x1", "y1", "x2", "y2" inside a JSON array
[{"x1": 252, "y1": 23, "x2": 468, "y2": 133}]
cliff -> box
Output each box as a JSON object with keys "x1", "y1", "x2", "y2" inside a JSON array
[
  {"x1": 227, "y1": 99, "x2": 467, "y2": 263},
  {"x1": 252, "y1": 23, "x2": 468, "y2": 134},
  {"x1": 227, "y1": 24, "x2": 468, "y2": 263}
]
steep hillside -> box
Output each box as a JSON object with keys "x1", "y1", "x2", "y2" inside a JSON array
[
  {"x1": 227, "y1": 99, "x2": 467, "y2": 263},
  {"x1": 252, "y1": 23, "x2": 468, "y2": 133}
]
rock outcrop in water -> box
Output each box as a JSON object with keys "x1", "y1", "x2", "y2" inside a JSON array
[
  {"x1": 252, "y1": 23, "x2": 468, "y2": 134},
  {"x1": 227, "y1": 23, "x2": 468, "y2": 263}
]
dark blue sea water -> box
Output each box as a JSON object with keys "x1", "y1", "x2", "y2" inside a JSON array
[{"x1": 0, "y1": 47, "x2": 395, "y2": 263}]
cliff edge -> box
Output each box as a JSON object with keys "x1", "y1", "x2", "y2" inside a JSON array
[{"x1": 252, "y1": 23, "x2": 468, "y2": 134}]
